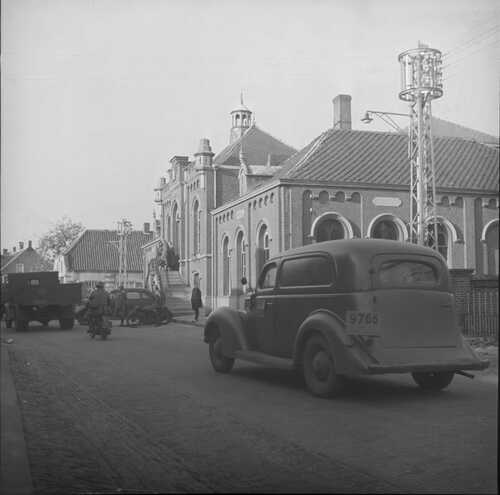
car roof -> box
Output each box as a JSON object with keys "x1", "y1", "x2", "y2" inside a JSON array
[{"x1": 269, "y1": 239, "x2": 442, "y2": 262}]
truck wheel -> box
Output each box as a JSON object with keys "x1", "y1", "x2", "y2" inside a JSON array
[
  {"x1": 59, "y1": 318, "x2": 74, "y2": 330},
  {"x1": 412, "y1": 372, "x2": 454, "y2": 391},
  {"x1": 209, "y1": 329, "x2": 234, "y2": 373},
  {"x1": 302, "y1": 334, "x2": 345, "y2": 398},
  {"x1": 15, "y1": 319, "x2": 28, "y2": 331}
]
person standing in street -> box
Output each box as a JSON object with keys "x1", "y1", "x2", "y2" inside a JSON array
[
  {"x1": 116, "y1": 285, "x2": 128, "y2": 326},
  {"x1": 191, "y1": 285, "x2": 202, "y2": 322}
]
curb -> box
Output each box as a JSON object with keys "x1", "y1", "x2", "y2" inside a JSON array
[
  {"x1": 0, "y1": 344, "x2": 34, "y2": 495},
  {"x1": 171, "y1": 318, "x2": 205, "y2": 328}
]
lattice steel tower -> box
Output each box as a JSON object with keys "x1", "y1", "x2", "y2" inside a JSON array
[
  {"x1": 398, "y1": 43, "x2": 443, "y2": 248},
  {"x1": 117, "y1": 219, "x2": 133, "y2": 287}
]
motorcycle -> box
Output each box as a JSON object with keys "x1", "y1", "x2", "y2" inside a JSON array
[{"x1": 87, "y1": 312, "x2": 112, "y2": 340}]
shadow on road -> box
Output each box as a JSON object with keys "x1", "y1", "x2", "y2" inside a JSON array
[{"x1": 230, "y1": 364, "x2": 475, "y2": 404}]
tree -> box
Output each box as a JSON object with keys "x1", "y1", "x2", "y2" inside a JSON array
[{"x1": 37, "y1": 216, "x2": 85, "y2": 265}]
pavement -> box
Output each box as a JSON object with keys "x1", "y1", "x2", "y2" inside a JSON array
[
  {"x1": 172, "y1": 313, "x2": 207, "y2": 328},
  {"x1": 1, "y1": 341, "x2": 33, "y2": 495}
]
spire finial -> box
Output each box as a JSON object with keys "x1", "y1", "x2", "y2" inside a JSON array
[{"x1": 240, "y1": 91, "x2": 244, "y2": 106}]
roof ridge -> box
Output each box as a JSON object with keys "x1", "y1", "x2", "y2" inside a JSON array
[
  {"x1": 431, "y1": 116, "x2": 499, "y2": 141},
  {"x1": 214, "y1": 126, "x2": 253, "y2": 163},
  {"x1": 1, "y1": 249, "x2": 24, "y2": 270},
  {"x1": 251, "y1": 124, "x2": 296, "y2": 153},
  {"x1": 63, "y1": 228, "x2": 88, "y2": 256},
  {"x1": 284, "y1": 129, "x2": 332, "y2": 178}
]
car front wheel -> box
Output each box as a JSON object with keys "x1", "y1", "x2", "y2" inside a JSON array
[
  {"x1": 209, "y1": 331, "x2": 234, "y2": 373},
  {"x1": 411, "y1": 371, "x2": 454, "y2": 391},
  {"x1": 303, "y1": 334, "x2": 344, "y2": 398}
]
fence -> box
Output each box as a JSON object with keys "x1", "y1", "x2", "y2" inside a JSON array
[{"x1": 463, "y1": 288, "x2": 499, "y2": 339}]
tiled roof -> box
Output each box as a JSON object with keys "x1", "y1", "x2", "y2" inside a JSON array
[
  {"x1": 277, "y1": 129, "x2": 499, "y2": 192},
  {"x1": 214, "y1": 125, "x2": 296, "y2": 167},
  {"x1": 64, "y1": 229, "x2": 154, "y2": 273}
]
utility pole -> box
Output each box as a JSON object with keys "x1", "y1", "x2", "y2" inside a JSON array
[
  {"x1": 117, "y1": 219, "x2": 133, "y2": 288},
  {"x1": 398, "y1": 43, "x2": 443, "y2": 249}
]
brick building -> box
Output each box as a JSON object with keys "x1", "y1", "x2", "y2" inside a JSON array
[
  {"x1": 148, "y1": 95, "x2": 498, "y2": 312},
  {"x1": 1, "y1": 241, "x2": 50, "y2": 282}
]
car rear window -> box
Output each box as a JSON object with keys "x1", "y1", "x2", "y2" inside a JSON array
[
  {"x1": 127, "y1": 292, "x2": 141, "y2": 300},
  {"x1": 378, "y1": 260, "x2": 438, "y2": 288},
  {"x1": 280, "y1": 256, "x2": 332, "y2": 287}
]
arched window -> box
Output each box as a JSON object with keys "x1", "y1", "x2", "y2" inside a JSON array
[
  {"x1": 256, "y1": 224, "x2": 270, "y2": 277},
  {"x1": 222, "y1": 237, "x2": 230, "y2": 296},
  {"x1": 319, "y1": 191, "x2": 329, "y2": 204},
  {"x1": 236, "y1": 231, "x2": 247, "y2": 281},
  {"x1": 372, "y1": 219, "x2": 399, "y2": 240},
  {"x1": 485, "y1": 221, "x2": 499, "y2": 276},
  {"x1": 426, "y1": 222, "x2": 448, "y2": 260},
  {"x1": 302, "y1": 190, "x2": 313, "y2": 245},
  {"x1": 263, "y1": 231, "x2": 270, "y2": 263},
  {"x1": 193, "y1": 201, "x2": 200, "y2": 255},
  {"x1": 197, "y1": 209, "x2": 202, "y2": 254},
  {"x1": 316, "y1": 218, "x2": 344, "y2": 242},
  {"x1": 172, "y1": 203, "x2": 179, "y2": 253}
]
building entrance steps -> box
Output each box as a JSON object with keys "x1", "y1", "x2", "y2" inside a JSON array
[{"x1": 163, "y1": 270, "x2": 192, "y2": 317}]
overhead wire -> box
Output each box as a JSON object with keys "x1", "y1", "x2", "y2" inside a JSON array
[
  {"x1": 443, "y1": 22, "x2": 500, "y2": 60},
  {"x1": 442, "y1": 37, "x2": 500, "y2": 81}
]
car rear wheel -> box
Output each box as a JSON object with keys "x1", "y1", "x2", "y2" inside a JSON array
[
  {"x1": 412, "y1": 371, "x2": 454, "y2": 391},
  {"x1": 303, "y1": 334, "x2": 344, "y2": 398},
  {"x1": 209, "y1": 331, "x2": 234, "y2": 373}
]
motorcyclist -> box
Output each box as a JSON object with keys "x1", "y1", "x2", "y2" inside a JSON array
[{"x1": 87, "y1": 282, "x2": 111, "y2": 333}]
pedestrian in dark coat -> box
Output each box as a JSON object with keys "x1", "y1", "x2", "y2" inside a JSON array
[
  {"x1": 116, "y1": 285, "x2": 128, "y2": 326},
  {"x1": 191, "y1": 286, "x2": 202, "y2": 322}
]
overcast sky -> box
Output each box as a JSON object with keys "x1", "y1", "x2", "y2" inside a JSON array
[{"x1": 1, "y1": 0, "x2": 499, "y2": 251}]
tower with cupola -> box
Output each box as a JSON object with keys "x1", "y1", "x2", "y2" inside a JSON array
[{"x1": 230, "y1": 93, "x2": 252, "y2": 143}]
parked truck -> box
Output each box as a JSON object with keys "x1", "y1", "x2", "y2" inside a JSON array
[{"x1": 2, "y1": 272, "x2": 82, "y2": 331}]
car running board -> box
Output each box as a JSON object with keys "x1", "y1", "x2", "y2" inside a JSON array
[{"x1": 234, "y1": 350, "x2": 294, "y2": 369}]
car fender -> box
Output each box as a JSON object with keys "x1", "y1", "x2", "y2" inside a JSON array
[
  {"x1": 293, "y1": 309, "x2": 367, "y2": 375},
  {"x1": 203, "y1": 307, "x2": 249, "y2": 358}
]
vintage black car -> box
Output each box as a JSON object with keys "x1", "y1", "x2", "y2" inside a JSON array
[
  {"x1": 203, "y1": 239, "x2": 489, "y2": 397},
  {"x1": 76, "y1": 288, "x2": 159, "y2": 325}
]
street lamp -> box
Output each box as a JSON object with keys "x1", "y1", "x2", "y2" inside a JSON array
[{"x1": 361, "y1": 110, "x2": 409, "y2": 133}]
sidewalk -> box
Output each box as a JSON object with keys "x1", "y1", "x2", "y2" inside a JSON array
[
  {"x1": 1, "y1": 339, "x2": 33, "y2": 495},
  {"x1": 172, "y1": 314, "x2": 207, "y2": 328}
]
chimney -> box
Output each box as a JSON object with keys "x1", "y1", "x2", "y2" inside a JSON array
[
  {"x1": 333, "y1": 94, "x2": 352, "y2": 130},
  {"x1": 28, "y1": 240, "x2": 32, "y2": 249},
  {"x1": 143, "y1": 222, "x2": 150, "y2": 234},
  {"x1": 19, "y1": 241, "x2": 24, "y2": 250},
  {"x1": 2, "y1": 249, "x2": 8, "y2": 256}
]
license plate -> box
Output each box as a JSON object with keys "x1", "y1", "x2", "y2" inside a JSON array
[{"x1": 345, "y1": 310, "x2": 380, "y2": 335}]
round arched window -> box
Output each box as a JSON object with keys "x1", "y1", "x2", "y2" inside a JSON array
[
  {"x1": 316, "y1": 219, "x2": 344, "y2": 242},
  {"x1": 372, "y1": 219, "x2": 398, "y2": 240}
]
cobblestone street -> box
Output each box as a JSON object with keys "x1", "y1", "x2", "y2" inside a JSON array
[{"x1": 1, "y1": 321, "x2": 497, "y2": 494}]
